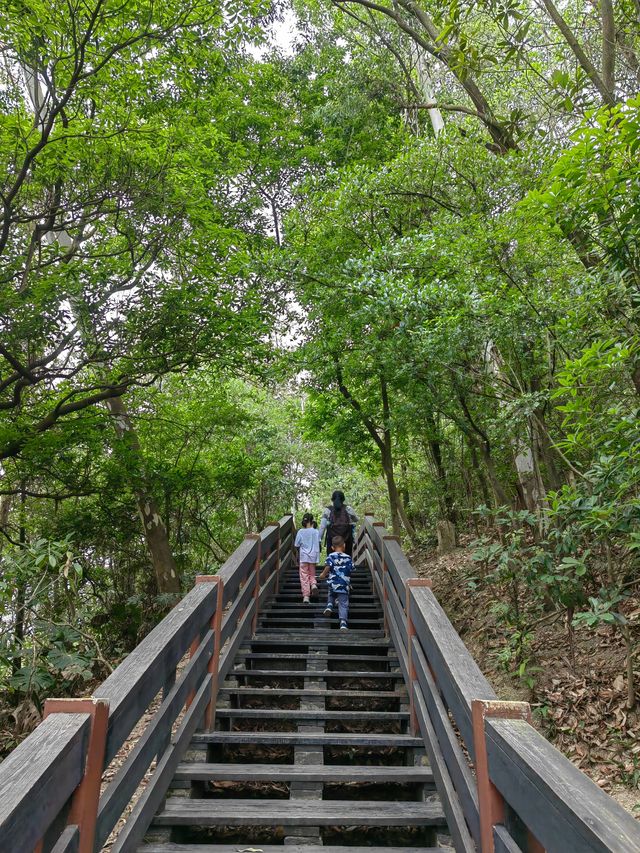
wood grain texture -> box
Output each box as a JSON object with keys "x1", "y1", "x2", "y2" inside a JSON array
[
  {"x1": 486, "y1": 717, "x2": 640, "y2": 853},
  {"x1": 411, "y1": 636, "x2": 479, "y2": 845},
  {"x1": 409, "y1": 586, "x2": 496, "y2": 756},
  {"x1": 173, "y1": 763, "x2": 434, "y2": 783},
  {"x1": 95, "y1": 630, "x2": 212, "y2": 848},
  {"x1": 0, "y1": 712, "x2": 89, "y2": 853},
  {"x1": 95, "y1": 582, "x2": 218, "y2": 763},
  {"x1": 139, "y1": 844, "x2": 445, "y2": 852},
  {"x1": 412, "y1": 685, "x2": 477, "y2": 853},
  {"x1": 109, "y1": 674, "x2": 213, "y2": 853},
  {"x1": 191, "y1": 731, "x2": 422, "y2": 746},
  {"x1": 154, "y1": 798, "x2": 446, "y2": 827},
  {"x1": 217, "y1": 538, "x2": 259, "y2": 605},
  {"x1": 50, "y1": 824, "x2": 80, "y2": 853},
  {"x1": 214, "y1": 708, "x2": 407, "y2": 720},
  {"x1": 493, "y1": 825, "x2": 524, "y2": 853},
  {"x1": 220, "y1": 568, "x2": 257, "y2": 645},
  {"x1": 383, "y1": 539, "x2": 417, "y2": 600}
]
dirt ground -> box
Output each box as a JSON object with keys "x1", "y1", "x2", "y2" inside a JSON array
[{"x1": 409, "y1": 540, "x2": 640, "y2": 819}]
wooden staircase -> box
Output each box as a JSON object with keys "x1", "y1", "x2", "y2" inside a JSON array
[
  {"x1": 142, "y1": 559, "x2": 451, "y2": 851},
  {"x1": 5, "y1": 514, "x2": 640, "y2": 853}
]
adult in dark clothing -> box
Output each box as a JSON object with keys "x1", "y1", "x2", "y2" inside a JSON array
[{"x1": 318, "y1": 490, "x2": 358, "y2": 556}]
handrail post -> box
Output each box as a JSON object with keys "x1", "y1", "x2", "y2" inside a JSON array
[
  {"x1": 246, "y1": 533, "x2": 262, "y2": 633},
  {"x1": 380, "y1": 530, "x2": 397, "y2": 637},
  {"x1": 405, "y1": 579, "x2": 432, "y2": 736},
  {"x1": 40, "y1": 697, "x2": 109, "y2": 853},
  {"x1": 195, "y1": 575, "x2": 224, "y2": 731},
  {"x1": 472, "y1": 699, "x2": 544, "y2": 853}
]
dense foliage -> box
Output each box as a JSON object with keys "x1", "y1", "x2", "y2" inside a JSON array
[{"x1": 1, "y1": 0, "x2": 639, "y2": 763}]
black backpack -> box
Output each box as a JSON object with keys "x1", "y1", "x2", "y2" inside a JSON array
[{"x1": 329, "y1": 505, "x2": 351, "y2": 537}]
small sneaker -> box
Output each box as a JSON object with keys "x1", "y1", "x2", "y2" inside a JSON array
[
  {"x1": 323, "y1": 606, "x2": 332, "y2": 617},
  {"x1": 303, "y1": 595, "x2": 310, "y2": 604},
  {"x1": 310, "y1": 585, "x2": 318, "y2": 598},
  {"x1": 340, "y1": 621, "x2": 348, "y2": 631}
]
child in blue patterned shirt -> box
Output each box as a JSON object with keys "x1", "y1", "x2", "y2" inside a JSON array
[{"x1": 319, "y1": 535, "x2": 353, "y2": 631}]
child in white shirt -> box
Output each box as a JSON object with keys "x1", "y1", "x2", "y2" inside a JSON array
[{"x1": 294, "y1": 513, "x2": 321, "y2": 603}]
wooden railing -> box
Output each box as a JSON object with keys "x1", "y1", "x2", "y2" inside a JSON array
[
  {"x1": 355, "y1": 513, "x2": 640, "y2": 853},
  {"x1": 0, "y1": 515, "x2": 293, "y2": 853}
]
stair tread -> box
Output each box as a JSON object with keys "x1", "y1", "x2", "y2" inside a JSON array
[
  {"x1": 140, "y1": 844, "x2": 446, "y2": 852},
  {"x1": 231, "y1": 669, "x2": 401, "y2": 678},
  {"x1": 154, "y1": 798, "x2": 446, "y2": 826},
  {"x1": 249, "y1": 636, "x2": 390, "y2": 645},
  {"x1": 175, "y1": 762, "x2": 433, "y2": 782},
  {"x1": 192, "y1": 731, "x2": 421, "y2": 745},
  {"x1": 218, "y1": 687, "x2": 405, "y2": 697},
  {"x1": 215, "y1": 708, "x2": 407, "y2": 718}
]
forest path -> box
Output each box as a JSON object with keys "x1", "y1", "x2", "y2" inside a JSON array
[{"x1": 140, "y1": 559, "x2": 452, "y2": 851}]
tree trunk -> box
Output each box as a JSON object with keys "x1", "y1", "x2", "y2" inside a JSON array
[
  {"x1": 13, "y1": 484, "x2": 27, "y2": 675},
  {"x1": 437, "y1": 519, "x2": 457, "y2": 555},
  {"x1": 106, "y1": 396, "x2": 180, "y2": 594}
]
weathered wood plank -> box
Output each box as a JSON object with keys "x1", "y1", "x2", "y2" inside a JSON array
[
  {"x1": 413, "y1": 684, "x2": 477, "y2": 853},
  {"x1": 411, "y1": 636, "x2": 480, "y2": 844},
  {"x1": 215, "y1": 708, "x2": 407, "y2": 720},
  {"x1": 220, "y1": 566, "x2": 258, "y2": 645},
  {"x1": 386, "y1": 602, "x2": 410, "y2": 685},
  {"x1": 409, "y1": 586, "x2": 496, "y2": 757},
  {"x1": 218, "y1": 598, "x2": 257, "y2": 682},
  {"x1": 248, "y1": 636, "x2": 390, "y2": 647},
  {"x1": 231, "y1": 669, "x2": 401, "y2": 678},
  {"x1": 260, "y1": 524, "x2": 279, "y2": 553},
  {"x1": 384, "y1": 538, "x2": 417, "y2": 601},
  {"x1": 95, "y1": 630, "x2": 213, "y2": 848},
  {"x1": 384, "y1": 571, "x2": 407, "y2": 651},
  {"x1": 278, "y1": 513, "x2": 294, "y2": 538},
  {"x1": 218, "y1": 686, "x2": 405, "y2": 698},
  {"x1": 217, "y1": 537, "x2": 259, "y2": 605},
  {"x1": 154, "y1": 798, "x2": 447, "y2": 827},
  {"x1": 0, "y1": 712, "x2": 89, "y2": 853},
  {"x1": 109, "y1": 674, "x2": 213, "y2": 853},
  {"x1": 50, "y1": 824, "x2": 80, "y2": 853},
  {"x1": 191, "y1": 731, "x2": 422, "y2": 746},
  {"x1": 486, "y1": 717, "x2": 640, "y2": 853},
  {"x1": 493, "y1": 825, "x2": 524, "y2": 853},
  {"x1": 174, "y1": 763, "x2": 434, "y2": 783},
  {"x1": 95, "y1": 582, "x2": 218, "y2": 763},
  {"x1": 138, "y1": 844, "x2": 444, "y2": 852}
]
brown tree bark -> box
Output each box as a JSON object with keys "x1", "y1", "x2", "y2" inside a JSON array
[
  {"x1": 334, "y1": 363, "x2": 415, "y2": 539},
  {"x1": 106, "y1": 396, "x2": 180, "y2": 594}
]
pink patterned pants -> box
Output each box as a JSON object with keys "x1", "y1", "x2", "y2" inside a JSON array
[{"x1": 299, "y1": 562, "x2": 318, "y2": 597}]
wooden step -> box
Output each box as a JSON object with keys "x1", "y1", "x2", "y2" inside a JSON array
[
  {"x1": 153, "y1": 798, "x2": 446, "y2": 827},
  {"x1": 192, "y1": 732, "x2": 422, "y2": 746},
  {"x1": 174, "y1": 762, "x2": 433, "y2": 783},
  {"x1": 215, "y1": 708, "x2": 408, "y2": 721},
  {"x1": 218, "y1": 687, "x2": 405, "y2": 698},
  {"x1": 140, "y1": 844, "x2": 446, "y2": 852},
  {"x1": 231, "y1": 669, "x2": 402, "y2": 679},
  {"x1": 249, "y1": 636, "x2": 390, "y2": 646},
  {"x1": 257, "y1": 619, "x2": 382, "y2": 632},
  {"x1": 237, "y1": 652, "x2": 397, "y2": 662}
]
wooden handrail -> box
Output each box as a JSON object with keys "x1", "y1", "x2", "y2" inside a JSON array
[
  {"x1": 355, "y1": 516, "x2": 640, "y2": 853},
  {"x1": 0, "y1": 712, "x2": 90, "y2": 853},
  {"x1": 0, "y1": 516, "x2": 295, "y2": 853}
]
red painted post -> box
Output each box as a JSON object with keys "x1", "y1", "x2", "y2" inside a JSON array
[
  {"x1": 405, "y1": 578, "x2": 432, "y2": 736},
  {"x1": 41, "y1": 697, "x2": 109, "y2": 853},
  {"x1": 472, "y1": 699, "x2": 544, "y2": 853}
]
